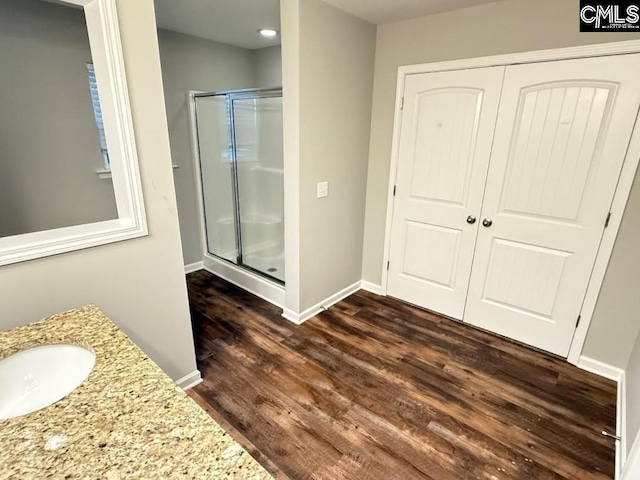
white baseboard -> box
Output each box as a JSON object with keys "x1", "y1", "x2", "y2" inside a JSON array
[
  {"x1": 577, "y1": 355, "x2": 624, "y2": 382},
  {"x1": 617, "y1": 371, "x2": 627, "y2": 479},
  {"x1": 185, "y1": 261, "x2": 204, "y2": 274},
  {"x1": 576, "y1": 356, "x2": 625, "y2": 479},
  {"x1": 176, "y1": 370, "x2": 203, "y2": 391},
  {"x1": 203, "y1": 255, "x2": 285, "y2": 308},
  {"x1": 360, "y1": 280, "x2": 383, "y2": 295},
  {"x1": 282, "y1": 281, "x2": 361, "y2": 325}
]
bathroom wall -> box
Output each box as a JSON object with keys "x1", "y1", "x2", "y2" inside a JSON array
[
  {"x1": 627, "y1": 329, "x2": 640, "y2": 458},
  {"x1": 158, "y1": 29, "x2": 256, "y2": 265},
  {"x1": 360, "y1": 0, "x2": 640, "y2": 368},
  {"x1": 292, "y1": 0, "x2": 376, "y2": 311},
  {"x1": 253, "y1": 45, "x2": 283, "y2": 88},
  {"x1": 158, "y1": 30, "x2": 283, "y2": 266},
  {"x1": 0, "y1": 0, "x2": 117, "y2": 238},
  {"x1": 587, "y1": 168, "x2": 640, "y2": 368},
  {"x1": 281, "y1": 0, "x2": 302, "y2": 311},
  {"x1": 0, "y1": 0, "x2": 198, "y2": 382}
]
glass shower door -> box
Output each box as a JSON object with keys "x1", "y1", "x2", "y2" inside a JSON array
[
  {"x1": 233, "y1": 96, "x2": 285, "y2": 282},
  {"x1": 193, "y1": 89, "x2": 285, "y2": 284},
  {"x1": 194, "y1": 95, "x2": 238, "y2": 263}
]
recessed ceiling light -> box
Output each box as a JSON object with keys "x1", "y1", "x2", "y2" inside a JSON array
[{"x1": 259, "y1": 28, "x2": 278, "y2": 38}]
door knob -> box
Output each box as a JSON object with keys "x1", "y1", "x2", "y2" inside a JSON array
[
  {"x1": 466, "y1": 215, "x2": 477, "y2": 225},
  {"x1": 482, "y1": 218, "x2": 493, "y2": 227}
]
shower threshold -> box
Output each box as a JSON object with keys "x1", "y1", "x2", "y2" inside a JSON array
[{"x1": 202, "y1": 254, "x2": 286, "y2": 309}]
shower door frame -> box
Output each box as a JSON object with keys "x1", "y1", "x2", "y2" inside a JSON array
[{"x1": 190, "y1": 87, "x2": 285, "y2": 286}]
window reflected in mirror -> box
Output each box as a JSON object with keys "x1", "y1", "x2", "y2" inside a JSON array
[{"x1": 0, "y1": 0, "x2": 118, "y2": 239}]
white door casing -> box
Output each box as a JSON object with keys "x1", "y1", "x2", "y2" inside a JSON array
[
  {"x1": 387, "y1": 67, "x2": 505, "y2": 319},
  {"x1": 464, "y1": 54, "x2": 640, "y2": 356}
]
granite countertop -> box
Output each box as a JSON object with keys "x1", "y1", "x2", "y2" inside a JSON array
[{"x1": 0, "y1": 305, "x2": 273, "y2": 480}]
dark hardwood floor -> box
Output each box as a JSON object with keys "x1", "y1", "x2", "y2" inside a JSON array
[{"x1": 187, "y1": 270, "x2": 617, "y2": 480}]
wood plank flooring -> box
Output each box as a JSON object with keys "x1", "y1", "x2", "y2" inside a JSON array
[{"x1": 187, "y1": 270, "x2": 617, "y2": 480}]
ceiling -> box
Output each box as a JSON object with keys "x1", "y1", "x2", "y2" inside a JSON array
[
  {"x1": 154, "y1": 0, "x2": 281, "y2": 50},
  {"x1": 321, "y1": 0, "x2": 502, "y2": 25},
  {"x1": 154, "y1": 0, "x2": 501, "y2": 49}
]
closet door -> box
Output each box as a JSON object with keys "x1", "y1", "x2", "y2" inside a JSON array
[
  {"x1": 464, "y1": 54, "x2": 640, "y2": 356},
  {"x1": 387, "y1": 67, "x2": 505, "y2": 319}
]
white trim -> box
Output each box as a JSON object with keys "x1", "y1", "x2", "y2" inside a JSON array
[
  {"x1": 399, "y1": 40, "x2": 640, "y2": 76},
  {"x1": 380, "y1": 68, "x2": 407, "y2": 296},
  {"x1": 381, "y1": 40, "x2": 640, "y2": 364},
  {"x1": 185, "y1": 261, "x2": 204, "y2": 274},
  {"x1": 175, "y1": 370, "x2": 203, "y2": 391},
  {"x1": 97, "y1": 165, "x2": 177, "y2": 179},
  {"x1": 0, "y1": 0, "x2": 147, "y2": 267},
  {"x1": 618, "y1": 371, "x2": 627, "y2": 478},
  {"x1": 577, "y1": 356, "x2": 624, "y2": 382},
  {"x1": 282, "y1": 308, "x2": 306, "y2": 325},
  {"x1": 360, "y1": 281, "x2": 384, "y2": 296},
  {"x1": 203, "y1": 257, "x2": 285, "y2": 308},
  {"x1": 282, "y1": 281, "x2": 361, "y2": 325}
]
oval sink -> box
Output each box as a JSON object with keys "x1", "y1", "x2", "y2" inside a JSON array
[{"x1": 0, "y1": 344, "x2": 95, "y2": 420}]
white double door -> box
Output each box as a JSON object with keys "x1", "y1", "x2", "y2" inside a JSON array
[{"x1": 387, "y1": 54, "x2": 640, "y2": 356}]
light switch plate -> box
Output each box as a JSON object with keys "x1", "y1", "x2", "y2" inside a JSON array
[{"x1": 317, "y1": 181, "x2": 329, "y2": 199}]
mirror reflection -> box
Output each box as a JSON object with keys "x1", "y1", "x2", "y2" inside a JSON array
[{"x1": 0, "y1": 0, "x2": 117, "y2": 239}]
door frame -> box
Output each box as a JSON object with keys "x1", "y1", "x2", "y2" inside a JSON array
[{"x1": 380, "y1": 40, "x2": 640, "y2": 365}]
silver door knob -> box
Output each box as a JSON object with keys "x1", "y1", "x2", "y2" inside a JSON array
[
  {"x1": 482, "y1": 218, "x2": 493, "y2": 227},
  {"x1": 466, "y1": 215, "x2": 477, "y2": 225}
]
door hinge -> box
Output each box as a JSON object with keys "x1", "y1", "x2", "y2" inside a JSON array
[
  {"x1": 387, "y1": 261, "x2": 390, "y2": 271},
  {"x1": 605, "y1": 212, "x2": 612, "y2": 228},
  {"x1": 576, "y1": 315, "x2": 582, "y2": 328},
  {"x1": 393, "y1": 185, "x2": 397, "y2": 196},
  {"x1": 400, "y1": 97, "x2": 404, "y2": 110}
]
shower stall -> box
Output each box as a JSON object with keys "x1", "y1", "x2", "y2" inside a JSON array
[{"x1": 190, "y1": 88, "x2": 285, "y2": 287}]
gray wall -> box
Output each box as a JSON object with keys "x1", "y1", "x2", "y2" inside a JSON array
[
  {"x1": 297, "y1": 0, "x2": 376, "y2": 310},
  {"x1": 281, "y1": 0, "x2": 302, "y2": 312},
  {"x1": 253, "y1": 45, "x2": 283, "y2": 88},
  {"x1": 0, "y1": 0, "x2": 117, "y2": 238},
  {"x1": 158, "y1": 29, "x2": 257, "y2": 265},
  {"x1": 0, "y1": 0, "x2": 198, "y2": 382},
  {"x1": 158, "y1": 30, "x2": 282, "y2": 266},
  {"x1": 586, "y1": 169, "x2": 640, "y2": 368},
  {"x1": 360, "y1": 0, "x2": 640, "y2": 368},
  {"x1": 627, "y1": 330, "x2": 640, "y2": 457}
]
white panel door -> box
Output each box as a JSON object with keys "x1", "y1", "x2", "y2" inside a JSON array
[
  {"x1": 387, "y1": 67, "x2": 505, "y2": 319},
  {"x1": 465, "y1": 54, "x2": 640, "y2": 356}
]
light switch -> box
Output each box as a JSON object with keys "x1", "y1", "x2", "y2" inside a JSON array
[{"x1": 317, "y1": 181, "x2": 329, "y2": 199}]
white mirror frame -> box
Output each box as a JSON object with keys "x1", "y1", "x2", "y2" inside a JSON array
[{"x1": 0, "y1": 0, "x2": 147, "y2": 267}]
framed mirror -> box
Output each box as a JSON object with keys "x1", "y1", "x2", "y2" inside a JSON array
[{"x1": 0, "y1": 0, "x2": 146, "y2": 267}]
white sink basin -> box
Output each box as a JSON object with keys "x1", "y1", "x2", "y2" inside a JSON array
[{"x1": 0, "y1": 344, "x2": 95, "y2": 420}]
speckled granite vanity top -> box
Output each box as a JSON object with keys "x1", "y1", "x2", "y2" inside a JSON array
[{"x1": 0, "y1": 305, "x2": 272, "y2": 480}]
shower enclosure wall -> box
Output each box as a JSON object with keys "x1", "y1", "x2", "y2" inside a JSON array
[{"x1": 191, "y1": 88, "x2": 285, "y2": 295}]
